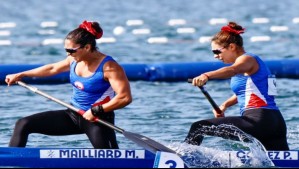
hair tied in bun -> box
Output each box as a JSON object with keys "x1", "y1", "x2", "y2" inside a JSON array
[
  {"x1": 79, "y1": 20, "x2": 103, "y2": 39},
  {"x1": 221, "y1": 25, "x2": 245, "y2": 35}
]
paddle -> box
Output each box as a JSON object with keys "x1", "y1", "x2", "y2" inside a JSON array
[
  {"x1": 187, "y1": 78, "x2": 222, "y2": 115},
  {"x1": 16, "y1": 81, "x2": 176, "y2": 154}
]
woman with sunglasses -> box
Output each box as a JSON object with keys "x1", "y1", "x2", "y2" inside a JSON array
[
  {"x1": 5, "y1": 20, "x2": 132, "y2": 149},
  {"x1": 185, "y1": 22, "x2": 289, "y2": 150}
]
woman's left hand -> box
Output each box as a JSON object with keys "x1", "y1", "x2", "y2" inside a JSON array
[{"x1": 213, "y1": 105, "x2": 226, "y2": 118}]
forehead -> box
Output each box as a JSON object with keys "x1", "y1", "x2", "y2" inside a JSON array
[
  {"x1": 64, "y1": 39, "x2": 76, "y2": 48},
  {"x1": 211, "y1": 41, "x2": 222, "y2": 49}
]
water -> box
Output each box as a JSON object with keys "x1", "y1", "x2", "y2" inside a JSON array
[{"x1": 1, "y1": 0, "x2": 299, "y2": 167}]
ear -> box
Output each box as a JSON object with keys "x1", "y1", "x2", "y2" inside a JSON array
[
  {"x1": 84, "y1": 44, "x2": 92, "y2": 52},
  {"x1": 228, "y1": 43, "x2": 237, "y2": 51}
]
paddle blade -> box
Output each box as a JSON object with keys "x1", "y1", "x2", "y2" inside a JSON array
[{"x1": 123, "y1": 131, "x2": 176, "y2": 154}]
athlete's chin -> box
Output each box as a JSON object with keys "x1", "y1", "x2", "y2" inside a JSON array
[
  {"x1": 73, "y1": 58, "x2": 81, "y2": 62},
  {"x1": 222, "y1": 60, "x2": 231, "y2": 64},
  {"x1": 225, "y1": 61, "x2": 234, "y2": 64}
]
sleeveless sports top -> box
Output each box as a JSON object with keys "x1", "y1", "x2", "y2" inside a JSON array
[
  {"x1": 70, "y1": 56, "x2": 115, "y2": 111},
  {"x1": 230, "y1": 53, "x2": 278, "y2": 115}
]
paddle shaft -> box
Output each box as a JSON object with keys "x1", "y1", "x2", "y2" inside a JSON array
[
  {"x1": 187, "y1": 79, "x2": 222, "y2": 115},
  {"x1": 16, "y1": 81, "x2": 178, "y2": 155},
  {"x1": 16, "y1": 81, "x2": 124, "y2": 134}
]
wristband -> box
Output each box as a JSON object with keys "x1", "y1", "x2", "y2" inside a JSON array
[
  {"x1": 91, "y1": 105, "x2": 105, "y2": 117},
  {"x1": 202, "y1": 73, "x2": 210, "y2": 80}
]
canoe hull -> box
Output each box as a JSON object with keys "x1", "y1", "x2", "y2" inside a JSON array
[
  {"x1": 0, "y1": 148, "x2": 156, "y2": 168},
  {"x1": 0, "y1": 147, "x2": 299, "y2": 168}
]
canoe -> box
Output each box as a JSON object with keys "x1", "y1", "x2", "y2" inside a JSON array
[
  {"x1": 0, "y1": 147, "x2": 185, "y2": 168},
  {"x1": 0, "y1": 147, "x2": 298, "y2": 168},
  {"x1": 0, "y1": 147, "x2": 155, "y2": 168}
]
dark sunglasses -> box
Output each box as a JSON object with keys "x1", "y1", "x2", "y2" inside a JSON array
[
  {"x1": 212, "y1": 47, "x2": 225, "y2": 55},
  {"x1": 65, "y1": 46, "x2": 81, "y2": 54}
]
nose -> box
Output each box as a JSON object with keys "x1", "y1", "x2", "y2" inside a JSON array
[{"x1": 214, "y1": 54, "x2": 220, "y2": 58}]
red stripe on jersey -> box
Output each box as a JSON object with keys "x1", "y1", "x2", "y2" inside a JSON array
[
  {"x1": 247, "y1": 93, "x2": 268, "y2": 108},
  {"x1": 92, "y1": 96, "x2": 111, "y2": 107}
]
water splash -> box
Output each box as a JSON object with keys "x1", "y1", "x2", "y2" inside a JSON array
[{"x1": 168, "y1": 124, "x2": 274, "y2": 168}]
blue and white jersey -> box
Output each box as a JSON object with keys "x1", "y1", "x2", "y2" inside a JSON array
[
  {"x1": 70, "y1": 56, "x2": 115, "y2": 111},
  {"x1": 230, "y1": 53, "x2": 278, "y2": 115}
]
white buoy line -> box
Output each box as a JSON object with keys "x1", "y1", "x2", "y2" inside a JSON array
[
  {"x1": 0, "y1": 40, "x2": 12, "y2": 46},
  {"x1": 2, "y1": 17, "x2": 299, "y2": 46},
  {"x1": 168, "y1": 19, "x2": 187, "y2": 26},
  {"x1": 38, "y1": 30, "x2": 56, "y2": 35},
  {"x1": 41, "y1": 38, "x2": 64, "y2": 45},
  {"x1": 0, "y1": 22, "x2": 16, "y2": 29},
  {"x1": 252, "y1": 18, "x2": 270, "y2": 24},
  {"x1": 126, "y1": 20, "x2": 144, "y2": 26},
  {"x1": 199, "y1": 36, "x2": 212, "y2": 43},
  {"x1": 209, "y1": 18, "x2": 228, "y2": 25},
  {"x1": 0, "y1": 35, "x2": 277, "y2": 46},
  {"x1": 40, "y1": 36, "x2": 272, "y2": 45},
  {"x1": 293, "y1": 18, "x2": 299, "y2": 24},
  {"x1": 250, "y1": 36, "x2": 271, "y2": 42},
  {"x1": 147, "y1": 37, "x2": 169, "y2": 44},
  {"x1": 40, "y1": 21, "x2": 59, "y2": 28},
  {"x1": 177, "y1": 28, "x2": 196, "y2": 34},
  {"x1": 97, "y1": 37, "x2": 117, "y2": 44},
  {"x1": 40, "y1": 37, "x2": 118, "y2": 46},
  {"x1": 132, "y1": 28, "x2": 151, "y2": 35},
  {"x1": 270, "y1": 26, "x2": 289, "y2": 32},
  {"x1": 1, "y1": 17, "x2": 299, "y2": 31},
  {"x1": 0, "y1": 30, "x2": 11, "y2": 36}
]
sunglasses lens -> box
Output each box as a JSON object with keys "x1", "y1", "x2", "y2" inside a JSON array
[
  {"x1": 65, "y1": 49, "x2": 73, "y2": 53},
  {"x1": 212, "y1": 50, "x2": 221, "y2": 55},
  {"x1": 65, "y1": 48, "x2": 78, "y2": 54}
]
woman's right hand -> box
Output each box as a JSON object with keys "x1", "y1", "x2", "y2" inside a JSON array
[
  {"x1": 82, "y1": 109, "x2": 97, "y2": 122},
  {"x1": 5, "y1": 73, "x2": 22, "y2": 86},
  {"x1": 192, "y1": 74, "x2": 209, "y2": 87}
]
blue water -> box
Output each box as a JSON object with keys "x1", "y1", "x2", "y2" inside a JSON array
[{"x1": 1, "y1": 0, "x2": 299, "y2": 167}]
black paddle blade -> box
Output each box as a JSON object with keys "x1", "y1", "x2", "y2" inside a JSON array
[{"x1": 123, "y1": 131, "x2": 176, "y2": 154}]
